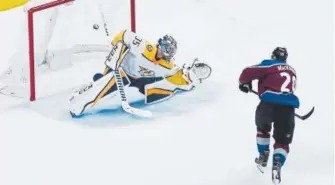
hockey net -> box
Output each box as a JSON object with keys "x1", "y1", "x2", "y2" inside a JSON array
[{"x1": 0, "y1": 0, "x2": 135, "y2": 101}]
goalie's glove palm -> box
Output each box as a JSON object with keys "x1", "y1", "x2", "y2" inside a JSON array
[{"x1": 182, "y1": 58, "x2": 212, "y2": 84}]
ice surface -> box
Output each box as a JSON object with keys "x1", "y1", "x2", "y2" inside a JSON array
[{"x1": 0, "y1": 0, "x2": 333, "y2": 185}]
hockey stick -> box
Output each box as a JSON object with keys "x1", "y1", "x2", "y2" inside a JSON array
[
  {"x1": 98, "y1": 4, "x2": 110, "y2": 36},
  {"x1": 114, "y1": 69, "x2": 153, "y2": 118},
  {"x1": 251, "y1": 90, "x2": 314, "y2": 121},
  {"x1": 104, "y1": 48, "x2": 152, "y2": 118},
  {"x1": 105, "y1": 47, "x2": 152, "y2": 118},
  {"x1": 97, "y1": 7, "x2": 152, "y2": 118}
]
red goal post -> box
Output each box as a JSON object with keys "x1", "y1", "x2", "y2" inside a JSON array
[{"x1": 27, "y1": 0, "x2": 136, "y2": 101}]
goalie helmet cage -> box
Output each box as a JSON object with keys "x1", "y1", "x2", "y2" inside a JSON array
[{"x1": 25, "y1": 0, "x2": 136, "y2": 101}]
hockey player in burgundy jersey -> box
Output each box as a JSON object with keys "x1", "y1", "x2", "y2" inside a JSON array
[{"x1": 238, "y1": 47, "x2": 299, "y2": 184}]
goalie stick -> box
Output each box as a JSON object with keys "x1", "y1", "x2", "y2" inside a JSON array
[
  {"x1": 99, "y1": 7, "x2": 152, "y2": 118},
  {"x1": 114, "y1": 68, "x2": 152, "y2": 118},
  {"x1": 102, "y1": 45, "x2": 152, "y2": 118},
  {"x1": 98, "y1": 4, "x2": 109, "y2": 36},
  {"x1": 251, "y1": 90, "x2": 314, "y2": 121}
]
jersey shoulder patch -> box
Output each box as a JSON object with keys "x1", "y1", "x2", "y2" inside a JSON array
[
  {"x1": 142, "y1": 42, "x2": 158, "y2": 63},
  {"x1": 145, "y1": 43, "x2": 154, "y2": 52}
]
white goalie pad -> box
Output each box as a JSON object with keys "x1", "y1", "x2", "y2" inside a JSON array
[
  {"x1": 68, "y1": 69, "x2": 130, "y2": 116},
  {"x1": 68, "y1": 71, "x2": 116, "y2": 116},
  {"x1": 144, "y1": 76, "x2": 193, "y2": 104}
]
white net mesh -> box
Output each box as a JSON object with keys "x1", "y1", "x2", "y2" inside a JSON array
[{"x1": 0, "y1": 0, "x2": 131, "y2": 98}]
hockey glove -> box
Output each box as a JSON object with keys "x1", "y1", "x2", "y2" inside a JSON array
[
  {"x1": 182, "y1": 58, "x2": 212, "y2": 84},
  {"x1": 239, "y1": 82, "x2": 252, "y2": 93}
]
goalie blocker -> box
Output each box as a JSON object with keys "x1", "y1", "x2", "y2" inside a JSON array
[{"x1": 69, "y1": 29, "x2": 211, "y2": 116}]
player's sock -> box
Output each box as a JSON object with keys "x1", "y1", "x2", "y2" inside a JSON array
[
  {"x1": 257, "y1": 131, "x2": 270, "y2": 155},
  {"x1": 273, "y1": 142, "x2": 289, "y2": 166},
  {"x1": 255, "y1": 131, "x2": 270, "y2": 168}
]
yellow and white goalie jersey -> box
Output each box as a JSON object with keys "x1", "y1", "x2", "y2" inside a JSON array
[{"x1": 104, "y1": 29, "x2": 194, "y2": 104}]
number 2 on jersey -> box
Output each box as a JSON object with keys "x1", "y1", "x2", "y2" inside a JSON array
[{"x1": 280, "y1": 72, "x2": 296, "y2": 93}]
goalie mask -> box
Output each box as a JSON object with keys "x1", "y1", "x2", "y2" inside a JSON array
[{"x1": 158, "y1": 35, "x2": 177, "y2": 62}]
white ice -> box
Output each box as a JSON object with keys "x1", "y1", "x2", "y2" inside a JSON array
[{"x1": 0, "y1": 0, "x2": 333, "y2": 185}]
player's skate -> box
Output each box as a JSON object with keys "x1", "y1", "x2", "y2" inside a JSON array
[
  {"x1": 255, "y1": 150, "x2": 270, "y2": 173},
  {"x1": 272, "y1": 162, "x2": 282, "y2": 185}
]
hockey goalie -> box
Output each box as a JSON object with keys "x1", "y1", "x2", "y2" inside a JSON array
[{"x1": 68, "y1": 29, "x2": 212, "y2": 117}]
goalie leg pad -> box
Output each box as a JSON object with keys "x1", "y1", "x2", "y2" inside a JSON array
[{"x1": 69, "y1": 70, "x2": 130, "y2": 116}]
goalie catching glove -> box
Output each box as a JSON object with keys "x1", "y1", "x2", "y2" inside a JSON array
[{"x1": 182, "y1": 58, "x2": 212, "y2": 84}]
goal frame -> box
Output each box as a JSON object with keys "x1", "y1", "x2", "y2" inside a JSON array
[{"x1": 27, "y1": 0, "x2": 136, "y2": 101}]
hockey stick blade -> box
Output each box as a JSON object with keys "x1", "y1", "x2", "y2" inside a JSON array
[
  {"x1": 114, "y1": 68, "x2": 153, "y2": 118},
  {"x1": 295, "y1": 106, "x2": 314, "y2": 120},
  {"x1": 121, "y1": 102, "x2": 153, "y2": 118},
  {"x1": 250, "y1": 90, "x2": 314, "y2": 121}
]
